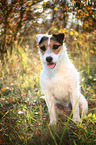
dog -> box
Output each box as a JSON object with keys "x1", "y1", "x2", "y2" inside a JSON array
[{"x1": 36, "y1": 33, "x2": 88, "y2": 125}]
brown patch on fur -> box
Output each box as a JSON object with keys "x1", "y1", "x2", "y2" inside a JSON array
[
  {"x1": 39, "y1": 41, "x2": 48, "y2": 55},
  {"x1": 39, "y1": 38, "x2": 62, "y2": 55}
]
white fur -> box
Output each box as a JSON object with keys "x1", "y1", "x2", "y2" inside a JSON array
[
  {"x1": 36, "y1": 34, "x2": 52, "y2": 45},
  {"x1": 36, "y1": 35, "x2": 88, "y2": 125}
]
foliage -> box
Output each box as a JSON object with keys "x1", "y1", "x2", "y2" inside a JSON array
[
  {"x1": 0, "y1": 32, "x2": 96, "y2": 144},
  {"x1": 0, "y1": 0, "x2": 43, "y2": 53},
  {"x1": 0, "y1": 0, "x2": 96, "y2": 53}
]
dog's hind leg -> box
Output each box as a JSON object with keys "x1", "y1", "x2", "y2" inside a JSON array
[{"x1": 79, "y1": 94, "x2": 88, "y2": 116}]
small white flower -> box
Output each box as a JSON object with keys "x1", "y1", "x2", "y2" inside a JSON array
[
  {"x1": 18, "y1": 111, "x2": 23, "y2": 114},
  {"x1": 35, "y1": 112, "x2": 39, "y2": 115},
  {"x1": 40, "y1": 96, "x2": 45, "y2": 99}
]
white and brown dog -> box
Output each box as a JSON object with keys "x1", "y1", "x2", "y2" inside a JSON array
[{"x1": 36, "y1": 33, "x2": 88, "y2": 125}]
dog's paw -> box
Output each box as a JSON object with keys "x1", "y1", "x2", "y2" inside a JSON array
[{"x1": 49, "y1": 120, "x2": 57, "y2": 126}]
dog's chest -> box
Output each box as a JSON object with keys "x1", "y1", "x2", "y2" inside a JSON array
[
  {"x1": 51, "y1": 74, "x2": 71, "y2": 102},
  {"x1": 41, "y1": 70, "x2": 72, "y2": 103}
]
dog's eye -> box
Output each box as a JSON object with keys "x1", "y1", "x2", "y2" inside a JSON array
[
  {"x1": 53, "y1": 45, "x2": 60, "y2": 50},
  {"x1": 40, "y1": 46, "x2": 46, "y2": 51}
]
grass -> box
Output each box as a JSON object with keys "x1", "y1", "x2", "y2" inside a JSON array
[{"x1": 0, "y1": 32, "x2": 96, "y2": 145}]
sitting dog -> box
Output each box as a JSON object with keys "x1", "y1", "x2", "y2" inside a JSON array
[{"x1": 36, "y1": 33, "x2": 88, "y2": 125}]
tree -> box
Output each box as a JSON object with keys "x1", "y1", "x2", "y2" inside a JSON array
[
  {"x1": 0, "y1": 0, "x2": 43, "y2": 53},
  {"x1": 43, "y1": 0, "x2": 96, "y2": 31},
  {"x1": 0, "y1": 0, "x2": 95, "y2": 54}
]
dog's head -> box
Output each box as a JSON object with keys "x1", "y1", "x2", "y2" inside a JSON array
[{"x1": 36, "y1": 33, "x2": 65, "y2": 69}]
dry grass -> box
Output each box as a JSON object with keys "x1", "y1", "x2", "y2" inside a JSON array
[{"x1": 0, "y1": 32, "x2": 96, "y2": 145}]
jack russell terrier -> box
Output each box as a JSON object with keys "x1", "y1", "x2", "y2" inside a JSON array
[{"x1": 36, "y1": 33, "x2": 88, "y2": 125}]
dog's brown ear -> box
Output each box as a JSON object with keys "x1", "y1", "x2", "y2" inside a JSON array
[
  {"x1": 53, "y1": 33, "x2": 65, "y2": 45},
  {"x1": 39, "y1": 36, "x2": 48, "y2": 45}
]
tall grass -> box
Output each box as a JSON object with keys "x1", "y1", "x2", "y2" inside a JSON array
[{"x1": 0, "y1": 32, "x2": 96, "y2": 145}]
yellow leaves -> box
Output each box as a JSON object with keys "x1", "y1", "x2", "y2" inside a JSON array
[
  {"x1": 35, "y1": 131, "x2": 40, "y2": 135},
  {"x1": 70, "y1": 31, "x2": 74, "y2": 36},
  {"x1": 60, "y1": 14, "x2": 63, "y2": 19},
  {"x1": 36, "y1": 5, "x2": 39, "y2": 8},
  {"x1": 74, "y1": 31, "x2": 79, "y2": 36},
  {"x1": 26, "y1": 1, "x2": 30, "y2": 3},
  {"x1": 87, "y1": 6, "x2": 91, "y2": 11},
  {"x1": 78, "y1": 9, "x2": 80, "y2": 13},
  {"x1": 83, "y1": 33, "x2": 86, "y2": 37},
  {"x1": 93, "y1": 114, "x2": 96, "y2": 119},
  {"x1": 1, "y1": 87, "x2": 14, "y2": 92},
  {"x1": 61, "y1": 29, "x2": 66, "y2": 33},
  {"x1": 25, "y1": 2, "x2": 34, "y2": 11},
  {"x1": 82, "y1": 58, "x2": 85, "y2": 63},
  {"x1": 64, "y1": 12, "x2": 67, "y2": 15},
  {"x1": 58, "y1": 29, "x2": 67, "y2": 34},
  {"x1": 1, "y1": 88, "x2": 6, "y2": 92},
  {"x1": 90, "y1": 89, "x2": 94, "y2": 93},
  {"x1": 53, "y1": 28, "x2": 58, "y2": 31},
  {"x1": 59, "y1": 29, "x2": 67, "y2": 33},
  {"x1": 70, "y1": 30, "x2": 79, "y2": 36},
  {"x1": 25, "y1": 7, "x2": 29, "y2": 11},
  {"x1": 88, "y1": 113, "x2": 92, "y2": 118},
  {"x1": 74, "y1": 7, "x2": 77, "y2": 11},
  {"x1": 12, "y1": 63, "x2": 15, "y2": 67},
  {"x1": 90, "y1": 50, "x2": 95, "y2": 54},
  {"x1": 66, "y1": 6, "x2": 69, "y2": 11},
  {"x1": 28, "y1": 2, "x2": 33, "y2": 7},
  {"x1": 72, "y1": 0, "x2": 75, "y2": 3},
  {"x1": 86, "y1": 12, "x2": 89, "y2": 16},
  {"x1": 83, "y1": 113, "x2": 96, "y2": 123},
  {"x1": 74, "y1": 14, "x2": 76, "y2": 19},
  {"x1": 54, "y1": 7, "x2": 58, "y2": 11},
  {"x1": 43, "y1": 2, "x2": 47, "y2": 5}
]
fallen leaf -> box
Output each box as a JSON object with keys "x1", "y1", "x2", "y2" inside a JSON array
[
  {"x1": 54, "y1": 7, "x2": 58, "y2": 11},
  {"x1": 1, "y1": 88, "x2": 6, "y2": 92}
]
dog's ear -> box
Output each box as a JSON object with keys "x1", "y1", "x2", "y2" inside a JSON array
[
  {"x1": 53, "y1": 33, "x2": 65, "y2": 45},
  {"x1": 36, "y1": 34, "x2": 43, "y2": 45},
  {"x1": 36, "y1": 34, "x2": 48, "y2": 45}
]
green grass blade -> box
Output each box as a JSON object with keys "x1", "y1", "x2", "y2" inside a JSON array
[{"x1": 59, "y1": 97, "x2": 80, "y2": 145}]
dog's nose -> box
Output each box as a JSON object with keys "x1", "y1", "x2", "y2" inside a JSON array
[{"x1": 46, "y1": 56, "x2": 53, "y2": 63}]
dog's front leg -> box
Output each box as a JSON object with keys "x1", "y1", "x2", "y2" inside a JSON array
[
  {"x1": 70, "y1": 89, "x2": 81, "y2": 122},
  {"x1": 44, "y1": 91, "x2": 57, "y2": 125}
]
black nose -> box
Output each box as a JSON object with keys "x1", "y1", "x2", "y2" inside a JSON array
[{"x1": 46, "y1": 56, "x2": 53, "y2": 63}]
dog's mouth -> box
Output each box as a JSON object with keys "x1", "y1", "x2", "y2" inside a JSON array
[{"x1": 47, "y1": 63, "x2": 56, "y2": 69}]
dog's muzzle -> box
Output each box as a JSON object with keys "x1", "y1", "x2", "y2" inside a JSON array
[{"x1": 46, "y1": 56, "x2": 56, "y2": 69}]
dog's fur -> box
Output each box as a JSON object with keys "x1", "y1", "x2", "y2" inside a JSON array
[{"x1": 36, "y1": 33, "x2": 88, "y2": 125}]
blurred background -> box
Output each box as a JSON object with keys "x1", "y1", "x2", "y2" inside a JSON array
[
  {"x1": 0, "y1": 0, "x2": 96, "y2": 53},
  {"x1": 0, "y1": 0, "x2": 96, "y2": 145}
]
